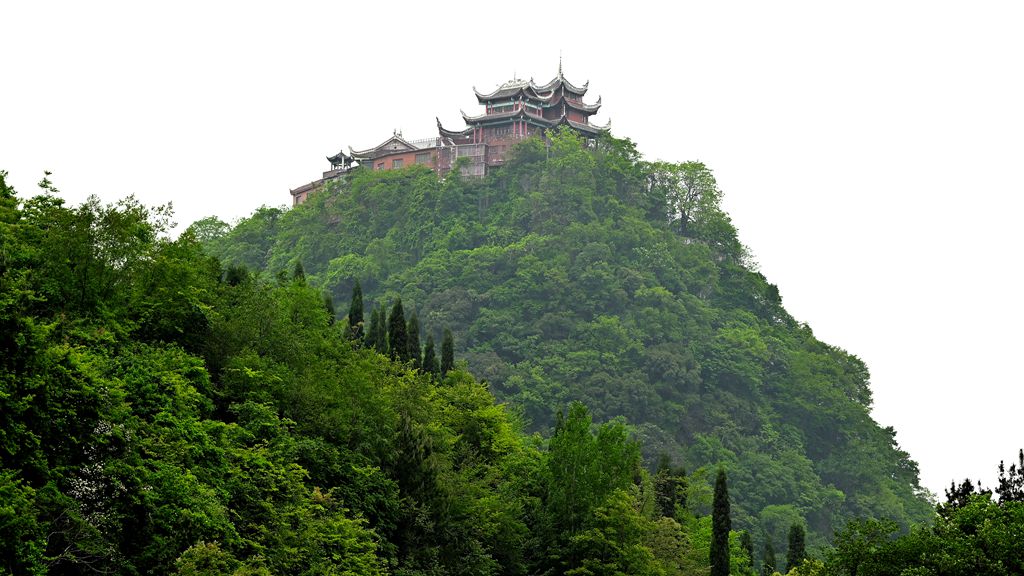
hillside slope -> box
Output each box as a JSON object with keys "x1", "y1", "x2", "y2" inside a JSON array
[{"x1": 201, "y1": 131, "x2": 933, "y2": 543}]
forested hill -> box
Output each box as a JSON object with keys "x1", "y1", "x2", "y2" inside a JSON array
[{"x1": 199, "y1": 131, "x2": 934, "y2": 542}]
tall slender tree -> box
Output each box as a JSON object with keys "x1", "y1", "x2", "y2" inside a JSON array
[
  {"x1": 292, "y1": 260, "x2": 305, "y2": 284},
  {"x1": 654, "y1": 453, "x2": 687, "y2": 518},
  {"x1": 786, "y1": 523, "x2": 806, "y2": 572},
  {"x1": 388, "y1": 298, "x2": 409, "y2": 362},
  {"x1": 376, "y1": 303, "x2": 387, "y2": 353},
  {"x1": 440, "y1": 328, "x2": 454, "y2": 377},
  {"x1": 761, "y1": 541, "x2": 776, "y2": 576},
  {"x1": 740, "y1": 531, "x2": 754, "y2": 570},
  {"x1": 407, "y1": 310, "x2": 421, "y2": 368},
  {"x1": 324, "y1": 293, "x2": 336, "y2": 326},
  {"x1": 710, "y1": 468, "x2": 731, "y2": 576},
  {"x1": 422, "y1": 333, "x2": 439, "y2": 379},
  {"x1": 347, "y1": 279, "x2": 364, "y2": 340}
]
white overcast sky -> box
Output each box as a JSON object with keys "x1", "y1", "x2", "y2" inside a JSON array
[{"x1": 3, "y1": 1, "x2": 1022, "y2": 498}]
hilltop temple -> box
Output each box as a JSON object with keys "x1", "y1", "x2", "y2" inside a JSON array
[{"x1": 290, "y1": 67, "x2": 608, "y2": 205}]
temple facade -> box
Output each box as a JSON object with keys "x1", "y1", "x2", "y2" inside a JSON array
[{"x1": 290, "y1": 67, "x2": 607, "y2": 205}]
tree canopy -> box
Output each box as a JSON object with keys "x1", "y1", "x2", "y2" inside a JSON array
[{"x1": 202, "y1": 130, "x2": 933, "y2": 545}]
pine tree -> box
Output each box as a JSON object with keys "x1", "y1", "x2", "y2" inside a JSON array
[
  {"x1": 323, "y1": 293, "x2": 336, "y2": 326},
  {"x1": 710, "y1": 468, "x2": 731, "y2": 576},
  {"x1": 440, "y1": 328, "x2": 454, "y2": 377},
  {"x1": 786, "y1": 524, "x2": 806, "y2": 572},
  {"x1": 761, "y1": 541, "x2": 776, "y2": 576},
  {"x1": 292, "y1": 260, "x2": 305, "y2": 284},
  {"x1": 388, "y1": 298, "x2": 409, "y2": 362},
  {"x1": 348, "y1": 279, "x2": 364, "y2": 340},
  {"x1": 422, "y1": 333, "x2": 439, "y2": 378},
  {"x1": 407, "y1": 310, "x2": 421, "y2": 368}
]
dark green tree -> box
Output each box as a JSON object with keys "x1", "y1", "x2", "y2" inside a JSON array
[
  {"x1": 407, "y1": 310, "x2": 421, "y2": 368},
  {"x1": 224, "y1": 264, "x2": 249, "y2": 286},
  {"x1": 366, "y1": 303, "x2": 386, "y2": 354},
  {"x1": 375, "y1": 302, "x2": 387, "y2": 353},
  {"x1": 761, "y1": 541, "x2": 776, "y2": 576},
  {"x1": 440, "y1": 328, "x2": 454, "y2": 377},
  {"x1": 710, "y1": 468, "x2": 731, "y2": 576},
  {"x1": 786, "y1": 523, "x2": 806, "y2": 572},
  {"x1": 654, "y1": 453, "x2": 687, "y2": 518},
  {"x1": 740, "y1": 531, "x2": 754, "y2": 570},
  {"x1": 996, "y1": 449, "x2": 1024, "y2": 503},
  {"x1": 348, "y1": 279, "x2": 364, "y2": 340},
  {"x1": 422, "y1": 334, "x2": 439, "y2": 378},
  {"x1": 324, "y1": 293, "x2": 336, "y2": 326},
  {"x1": 388, "y1": 298, "x2": 409, "y2": 362},
  {"x1": 293, "y1": 260, "x2": 306, "y2": 283}
]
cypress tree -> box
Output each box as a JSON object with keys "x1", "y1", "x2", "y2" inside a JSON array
[
  {"x1": 761, "y1": 541, "x2": 776, "y2": 576},
  {"x1": 388, "y1": 298, "x2": 409, "y2": 362},
  {"x1": 292, "y1": 260, "x2": 305, "y2": 284},
  {"x1": 324, "y1": 293, "x2": 336, "y2": 326},
  {"x1": 654, "y1": 454, "x2": 686, "y2": 519},
  {"x1": 740, "y1": 531, "x2": 754, "y2": 569},
  {"x1": 786, "y1": 524, "x2": 806, "y2": 572},
  {"x1": 440, "y1": 328, "x2": 454, "y2": 377},
  {"x1": 348, "y1": 279, "x2": 364, "y2": 340},
  {"x1": 375, "y1": 303, "x2": 387, "y2": 353},
  {"x1": 422, "y1": 333, "x2": 439, "y2": 378},
  {"x1": 710, "y1": 468, "x2": 731, "y2": 576},
  {"x1": 407, "y1": 310, "x2": 421, "y2": 368},
  {"x1": 365, "y1": 305, "x2": 379, "y2": 351}
]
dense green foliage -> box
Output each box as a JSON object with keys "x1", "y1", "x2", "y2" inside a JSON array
[
  {"x1": 201, "y1": 130, "x2": 933, "y2": 546},
  {"x1": 1, "y1": 170, "x2": 767, "y2": 576}
]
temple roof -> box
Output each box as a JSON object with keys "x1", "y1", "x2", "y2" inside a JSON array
[
  {"x1": 555, "y1": 94, "x2": 601, "y2": 114},
  {"x1": 327, "y1": 150, "x2": 354, "y2": 164},
  {"x1": 474, "y1": 68, "x2": 590, "y2": 103},
  {"x1": 349, "y1": 132, "x2": 435, "y2": 159},
  {"x1": 461, "y1": 108, "x2": 547, "y2": 124},
  {"x1": 474, "y1": 80, "x2": 555, "y2": 103},
  {"x1": 454, "y1": 106, "x2": 609, "y2": 136},
  {"x1": 437, "y1": 117, "x2": 473, "y2": 139}
]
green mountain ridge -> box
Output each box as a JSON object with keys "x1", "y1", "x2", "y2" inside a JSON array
[{"x1": 200, "y1": 131, "x2": 934, "y2": 544}]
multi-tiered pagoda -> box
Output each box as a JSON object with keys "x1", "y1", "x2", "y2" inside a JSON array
[{"x1": 290, "y1": 67, "x2": 608, "y2": 205}]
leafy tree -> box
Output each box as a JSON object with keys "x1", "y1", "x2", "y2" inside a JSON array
[
  {"x1": 786, "y1": 523, "x2": 806, "y2": 572},
  {"x1": 440, "y1": 328, "x2": 454, "y2": 377},
  {"x1": 710, "y1": 468, "x2": 731, "y2": 576},
  {"x1": 347, "y1": 279, "x2": 364, "y2": 340}
]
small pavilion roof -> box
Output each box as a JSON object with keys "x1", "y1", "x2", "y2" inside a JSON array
[{"x1": 327, "y1": 150, "x2": 354, "y2": 164}]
